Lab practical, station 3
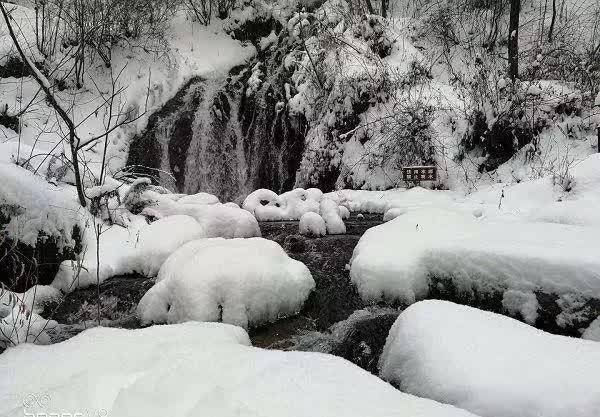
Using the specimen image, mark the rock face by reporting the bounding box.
[128,46,307,203]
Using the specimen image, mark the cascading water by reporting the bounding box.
[127,52,307,203]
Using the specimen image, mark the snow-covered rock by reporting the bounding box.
[52,215,205,292]
[0,162,83,249]
[320,197,346,235]
[350,207,600,308]
[299,212,326,237]
[0,285,61,347]
[142,191,261,238]
[582,316,600,342]
[137,238,315,329]
[177,192,220,205]
[0,322,478,417]
[338,205,351,219]
[242,188,321,221]
[383,207,406,222]
[379,300,600,417]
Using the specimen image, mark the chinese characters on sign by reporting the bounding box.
[402,166,437,183]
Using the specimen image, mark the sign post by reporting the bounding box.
[402,165,437,186]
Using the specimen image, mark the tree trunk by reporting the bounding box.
[0,2,87,207]
[508,0,521,81]
[548,0,557,42]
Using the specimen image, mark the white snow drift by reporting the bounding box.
[52,188,260,292]
[379,300,600,417]
[52,214,206,292]
[242,188,347,234]
[137,238,315,329]
[299,212,327,237]
[350,207,600,309]
[0,322,477,417]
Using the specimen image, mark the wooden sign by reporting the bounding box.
[402,166,437,182]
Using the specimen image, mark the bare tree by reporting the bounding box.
[508,0,520,80]
[1,2,87,206]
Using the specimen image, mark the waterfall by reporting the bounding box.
[127,60,307,203]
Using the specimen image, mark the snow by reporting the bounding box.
[0,162,84,249]
[379,300,600,417]
[141,191,261,238]
[383,207,406,222]
[0,322,477,417]
[350,207,600,308]
[320,197,346,235]
[242,188,321,221]
[582,316,600,342]
[0,285,60,348]
[137,238,315,329]
[339,205,350,219]
[0,4,256,184]
[176,192,220,205]
[299,212,326,237]
[52,214,204,292]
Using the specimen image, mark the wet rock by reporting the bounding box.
[46,274,154,343]
[283,234,308,253]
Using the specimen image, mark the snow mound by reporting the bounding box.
[177,192,220,205]
[339,205,351,219]
[0,322,477,417]
[52,215,204,292]
[320,197,346,235]
[142,190,260,238]
[582,316,600,342]
[350,208,600,307]
[379,300,600,417]
[0,285,60,348]
[299,212,327,237]
[0,163,84,249]
[137,238,315,329]
[383,207,406,222]
[242,188,321,221]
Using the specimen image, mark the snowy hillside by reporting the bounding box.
[1,0,600,416]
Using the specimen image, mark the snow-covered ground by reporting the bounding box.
[379,300,600,417]
[0,322,479,417]
[0,3,255,181]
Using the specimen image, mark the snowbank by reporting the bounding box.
[582,316,600,342]
[0,322,477,417]
[0,284,60,348]
[350,208,600,311]
[320,197,346,234]
[242,188,347,234]
[299,212,326,237]
[0,163,84,249]
[52,215,204,292]
[379,300,600,417]
[142,190,261,238]
[242,188,321,221]
[137,238,315,329]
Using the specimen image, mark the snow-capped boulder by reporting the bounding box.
[137,238,315,329]
[350,207,600,328]
[320,197,346,235]
[379,300,600,417]
[0,163,84,290]
[339,205,351,219]
[177,192,220,205]
[383,207,405,222]
[0,322,478,417]
[582,316,600,342]
[242,188,320,221]
[299,212,326,237]
[142,191,260,238]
